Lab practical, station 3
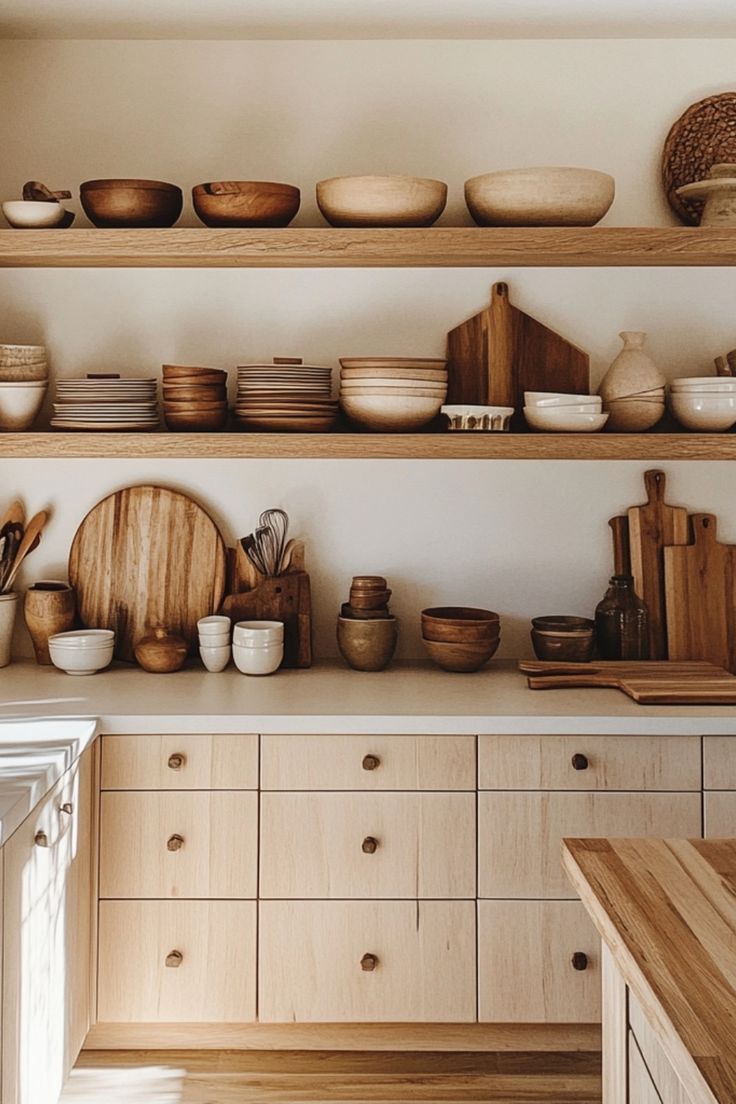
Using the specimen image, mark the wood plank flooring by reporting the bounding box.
[65,1048,602,1102]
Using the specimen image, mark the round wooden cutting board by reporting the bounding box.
[69,484,227,662]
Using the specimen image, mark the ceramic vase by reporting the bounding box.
[598,332,665,431]
[24,581,76,665]
[0,592,18,668]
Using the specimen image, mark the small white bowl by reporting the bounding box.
[441,405,514,431]
[233,620,284,644]
[232,641,283,675]
[49,629,114,647]
[199,644,231,672]
[2,201,67,229]
[48,629,114,675]
[671,381,736,394]
[524,391,602,409]
[671,377,736,390]
[524,406,610,433]
[199,631,230,647]
[0,380,47,430]
[197,615,231,636]
[669,392,736,431]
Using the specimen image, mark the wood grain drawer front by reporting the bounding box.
[703,737,736,789]
[258,900,476,1022]
[704,792,736,836]
[101,733,258,790]
[98,900,256,1022]
[478,900,600,1023]
[260,792,475,899]
[479,734,700,791]
[479,792,702,899]
[260,734,476,790]
[99,791,258,899]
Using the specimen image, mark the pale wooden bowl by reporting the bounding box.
[465,167,614,227]
[317,175,447,227]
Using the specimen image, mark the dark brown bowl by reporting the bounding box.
[423,636,499,672]
[349,590,392,610]
[80,179,182,228]
[531,615,594,632]
[162,365,228,381]
[530,628,595,663]
[421,606,500,643]
[193,181,300,227]
[164,408,228,432]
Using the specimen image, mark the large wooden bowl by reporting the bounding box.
[465,167,614,227]
[317,175,447,227]
[421,606,500,643]
[192,181,300,227]
[80,179,183,228]
[422,636,499,672]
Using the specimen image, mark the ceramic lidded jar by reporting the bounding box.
[598,332,666,431]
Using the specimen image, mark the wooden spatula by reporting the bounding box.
[2,510,47,592]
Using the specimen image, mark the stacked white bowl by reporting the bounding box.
[198,615,231,672]
[523,392,609,433]
[233,620,284,675]
[0,344,48,430]
[669,377,736,432]
[48,629,114,675]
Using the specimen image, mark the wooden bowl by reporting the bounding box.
[351,575,388,589]
[530,629,595,663]
[421,607,500,643]
[465,168,614,227]
[422,636,499,672]
[162,384,227,402]
[317,175,447,228]
[349,589,392,610]
[531,615,594,632]
[193,181,300,227]
[164,408,228,431]
[337,616,398,671]
[80,179,182,228]
[163,365,227,381]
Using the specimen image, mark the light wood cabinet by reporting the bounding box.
[101,732,258,790]
[260,792,476,899]
[261,734,476,791]
[629,993,693,1104]
[703,791,736,836]
[477,900,601,1023]
[98,900,257,1023]
[2,746,96,1104]
[479,734,700,791]
[628,1033,662,1104]
[258,900,476,1023]
[703,736,736,789]
[478,791,701,898]
[99,790,258,899]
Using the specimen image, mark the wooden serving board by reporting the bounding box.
[665,513,736,672]
[519,659,721,676]
[627,470,688,659]
[69,484,227,662]
[527,668,736,704]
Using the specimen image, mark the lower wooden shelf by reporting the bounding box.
[1,431,735,460]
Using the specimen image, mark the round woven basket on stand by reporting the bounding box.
[662,92,736,223]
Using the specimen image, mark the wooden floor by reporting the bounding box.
[65,1049,602,1102]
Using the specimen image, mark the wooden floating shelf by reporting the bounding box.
[2,226,736,268]
[2,432,735,460]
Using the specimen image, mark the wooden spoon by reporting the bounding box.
[0,500,24,533]
[2,510,47,592]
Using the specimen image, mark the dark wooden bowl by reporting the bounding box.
[531,615,594,632]
[192,181,300,227]
[164,408,228,432]
[422,636,499,672]
[421,606,500,643]
[530,629,595,662]
[81,179,182,228]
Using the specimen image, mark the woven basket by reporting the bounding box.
[662,92,736,224]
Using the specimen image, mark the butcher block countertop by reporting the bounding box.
[563,837,736,1104]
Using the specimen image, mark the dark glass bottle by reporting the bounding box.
[595,574,649,660]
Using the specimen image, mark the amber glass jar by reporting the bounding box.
[595,574,649,660]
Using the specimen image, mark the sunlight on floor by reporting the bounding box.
[61,1066,184,1103]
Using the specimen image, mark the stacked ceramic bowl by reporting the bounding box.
[48,629,114,675]
[0,344,48,430]
[198,615,231,672]
[599,384,665,432]
[669,376,736,432]
[52,377,159,431]
[523,391,608,433]
[421,607,500,672]
[235,361,337,432]
[232,620,284,675]
[339,357,448,431]
[163,365,228,431]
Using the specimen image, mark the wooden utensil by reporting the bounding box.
[627,470,689,659]
[69,485,226,662]
[3,509,47,592]
[608,515,631,575]
[715,355,733,377]
[665,513,736,672]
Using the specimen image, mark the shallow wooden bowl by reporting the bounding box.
[163,388,226,404]
[530,629,595,663]
[422,636,499,673]
[422,607,500,643]
[80,179,182,228]
[162,365,227,381]
[351,575,388,589]
[317,175,447,228]
[164,408,228,431]
[465,167,614,228]
[531,615,594,632]
[193,181,300,227]
[349,589,392,610]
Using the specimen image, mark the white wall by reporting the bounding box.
[1,38,735,660]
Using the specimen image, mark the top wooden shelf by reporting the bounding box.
[2,226,736,268]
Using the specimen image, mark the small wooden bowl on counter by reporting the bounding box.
[192,181,301,227]
[80,179,183,228]
[530,615,595,662]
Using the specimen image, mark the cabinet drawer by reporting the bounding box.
[703,737,736,789]
[478,901,600,1023]
[98,900,256,1022]
[479,735,700,791]
[260,792,475,899]
[261,733,475,790]
[259,900,476,1022]
[101,733,258,790]
[100,791,258,899]
[704,792,736,836]
[479,792,701,898]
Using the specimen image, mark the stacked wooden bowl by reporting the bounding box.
[337,575,397,671]
[162,365,228,431]
[421,606,500,672]
[339,357,448,431]
[342,575,393,619]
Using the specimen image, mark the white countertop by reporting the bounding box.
[0,718,98,844]
[1,660,736,735]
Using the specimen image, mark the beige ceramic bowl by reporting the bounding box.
[340,392,443,431]
[603,397,665,432]
[2,200,67,229]
[465,167,615,227]
[0,381,47,430]
[317,175,447,227]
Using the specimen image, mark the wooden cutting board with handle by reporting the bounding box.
[665,513,736,672]
[527,666,736,704]
[69,484,227,662]
[519,659,721,676]
[627,469,689,659]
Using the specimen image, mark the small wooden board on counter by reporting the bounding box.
[519,660,736,704]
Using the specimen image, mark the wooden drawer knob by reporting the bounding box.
[571,952,589,971]
[60,802,73,815]
[34,830,49,848]
[168,753,186,771]
[360,953,378,972]
[166,833,185,852]
[165,950,183,968]
[361,836,379,854]
[571,753,589,771]
[362,754,381,771]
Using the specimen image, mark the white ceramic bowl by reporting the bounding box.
[198,631,230,648]
[441,405,514,431]
[525,391,602,410]
[233,620,284,644]
[232,641,284,675]
[465,167,615,227]
[2,201,67,229]
[197,615,231,637]
[671,381,736,394]
[524,406,610,433]
[341,393,443,431]
[48,629,114,675]
[669,392,736,431]
[199,644,231,672]
[671,377,736,390]
[0,381,47,430]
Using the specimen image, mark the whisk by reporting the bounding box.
[240,508,290,577]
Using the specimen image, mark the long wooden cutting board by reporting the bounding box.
[519,659,721,676]
[627,470,689,659]
[664,513,736,673]
[69,484,227,662]
[527,668,736,704]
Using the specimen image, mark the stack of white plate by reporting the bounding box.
[235,362,337,431]
[51,378,159,431]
